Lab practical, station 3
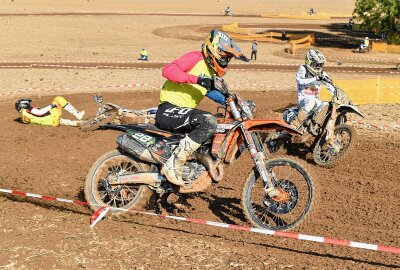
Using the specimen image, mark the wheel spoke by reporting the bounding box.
[244,159,313,230]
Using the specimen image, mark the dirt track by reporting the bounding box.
[1,1,400,269]
[1,91,400,269]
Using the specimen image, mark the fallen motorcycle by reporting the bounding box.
[80,94,157,132]
[84,77,316,231]
[266,76,364,168]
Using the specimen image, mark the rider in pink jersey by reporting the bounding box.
[156,29,248,187]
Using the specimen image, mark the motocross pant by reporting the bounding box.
[155,102,217,144]
[298,95,328,114]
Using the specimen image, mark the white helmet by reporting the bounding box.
[305,49,326,74]
[365,37,369,39]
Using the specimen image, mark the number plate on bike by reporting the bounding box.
[129,131,156,147]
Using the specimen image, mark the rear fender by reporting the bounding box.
[245,119,301,135]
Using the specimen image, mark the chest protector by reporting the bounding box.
[160,59,216,108]
[21,107,62,126]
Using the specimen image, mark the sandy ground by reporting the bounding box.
[1,1,400,269]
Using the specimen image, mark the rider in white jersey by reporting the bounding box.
[291,49,335,129]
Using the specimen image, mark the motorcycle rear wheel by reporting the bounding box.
[84,149,153,213]
[313,124,355,168]
[80,109,118,132]
[242,157,315,231]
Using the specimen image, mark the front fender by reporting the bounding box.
[338,104,364,118]
[245,119,301,135]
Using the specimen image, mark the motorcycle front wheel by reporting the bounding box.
[313,124,355,168]
[242,157,315,231]
[84,149,153,212]
[80,109,118,132]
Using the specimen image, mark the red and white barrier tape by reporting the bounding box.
[333,56,397,63]
[0,187,399,254]
[0,83,293,99]
[0,60,396,68]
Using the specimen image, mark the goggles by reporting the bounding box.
[218,55,232,68]
[310,61,324,69]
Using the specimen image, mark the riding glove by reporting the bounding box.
[197,77,214,91]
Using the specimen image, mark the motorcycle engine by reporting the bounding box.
[182,161,206,182]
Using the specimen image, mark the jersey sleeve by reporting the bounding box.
[161,51,201,84]
[30,105,53,116]
[296,65,317,87]
[321,72,336,95]
[205,90,226,105]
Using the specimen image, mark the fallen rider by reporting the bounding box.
[15,96,85,127]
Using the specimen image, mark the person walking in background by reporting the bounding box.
[138,48,148,61]
[15,96,85,127]
[281,31,287,44]
[251,40,258,61]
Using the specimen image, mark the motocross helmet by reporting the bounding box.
[202,30,249,77]
[305,49,326,74]
[15,98,32,112]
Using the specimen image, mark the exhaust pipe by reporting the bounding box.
[195,153,224,182]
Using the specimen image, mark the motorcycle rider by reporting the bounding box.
[360,37,369,51]
[15,96,85,127]
[224,6,232,16]
[156,29,248,187]
[290,49,336,129]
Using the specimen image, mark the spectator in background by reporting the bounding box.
[308,8,315,15]
[251,40,258,61]
[138,48,148,61]
[281,31,287,44]
[347,18,354,30]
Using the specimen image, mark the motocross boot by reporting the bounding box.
[291,110,309,143]
[161,136,201,187]
[290,110,308,131]
[60,118,82,127]
[64,103,85,120]
[313,105,329,126]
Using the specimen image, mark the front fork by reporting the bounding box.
[241,126,280,198]
[325,103,338,143]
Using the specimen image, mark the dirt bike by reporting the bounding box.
[84,77,316,231]
[396,62,400,71]
[353,44,371,53]
[343,22,353,30]
[80,94,157,132]
[266,77,364,168]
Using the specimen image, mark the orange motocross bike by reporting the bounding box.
[84,78,316,231]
